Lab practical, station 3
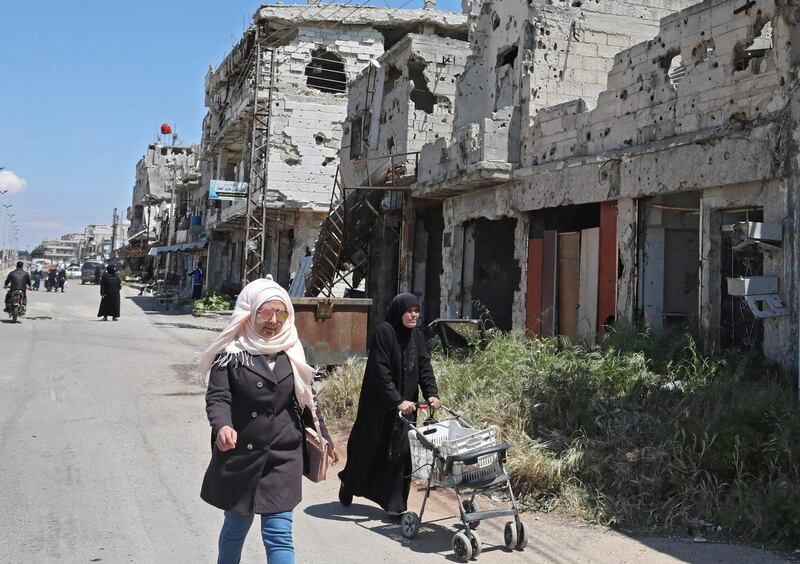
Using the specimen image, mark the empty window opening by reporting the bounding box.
[497,45,519,68]
[383,65,402,97]
[408,60,435,114]
[734,19,773,72]
[305,49,346,93]
[667,54,686,88]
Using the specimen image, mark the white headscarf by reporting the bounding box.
[198,277,317,418]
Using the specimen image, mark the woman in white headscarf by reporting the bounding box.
[199,277,336,564]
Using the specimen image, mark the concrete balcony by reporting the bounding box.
[414,119,513,199]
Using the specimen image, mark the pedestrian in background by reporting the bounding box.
[188,262,205,300]
[45,268,57,292]
[97,265,122,321]
[32,267,42,291]
[199,277,337,564]
[93,266,101,285]
[337,292,441,516]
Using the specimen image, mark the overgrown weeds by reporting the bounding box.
[318,326,800,546]
[192,291,232,315]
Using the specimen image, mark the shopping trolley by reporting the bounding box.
[399,403,528,561]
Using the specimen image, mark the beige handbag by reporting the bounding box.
[304,423,329,482]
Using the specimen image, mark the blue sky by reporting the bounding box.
[0,0,459,251]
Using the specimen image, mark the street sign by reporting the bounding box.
[209,180,248,201]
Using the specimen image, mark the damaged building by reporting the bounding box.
[308,0,800,381]
[306,24,471,328]
[200,3,467,293]
[127,143,200,267]
[513,0,797,372]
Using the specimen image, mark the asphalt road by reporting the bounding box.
[0,283,788,563]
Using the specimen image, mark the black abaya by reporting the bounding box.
[97,273,122,318]
[338,319,439,513]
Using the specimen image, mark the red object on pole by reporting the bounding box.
[160,123,172,135]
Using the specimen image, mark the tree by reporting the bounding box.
[30,245,45,259]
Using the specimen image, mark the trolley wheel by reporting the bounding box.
[452,532,473,562]
[515,520,528,550]
[401,511,420,539]
[462,499,481,529]
[466,529,482,558]
[503,521,518,551]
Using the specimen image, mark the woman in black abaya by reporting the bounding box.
[97,265,122,321]
[338,292,441,515]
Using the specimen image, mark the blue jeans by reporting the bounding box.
[217,510,294,564]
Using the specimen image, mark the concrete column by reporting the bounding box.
[616,198,638,325]
[441,199,464,318]
[398,198,416,291]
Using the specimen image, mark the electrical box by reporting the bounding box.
[726,276,788,318]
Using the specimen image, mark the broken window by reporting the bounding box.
[408,60,434,114]
[383,65,402,97]
[734,19,773,73]
[495,45,518,110]
[305,48,346,93]
[497,45,518,69]
[667,54,686,88]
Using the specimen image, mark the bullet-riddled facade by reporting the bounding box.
[200,4,467,293]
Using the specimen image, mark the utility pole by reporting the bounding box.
[164,159,178,276]
[110,208,118,258]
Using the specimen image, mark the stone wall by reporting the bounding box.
[416,0,696,192]
[522,0,790,169]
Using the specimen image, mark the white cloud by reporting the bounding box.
[28,220,65,231]
[0,170,27,194]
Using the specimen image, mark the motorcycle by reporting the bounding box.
[7,290,26,323]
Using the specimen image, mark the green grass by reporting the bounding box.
[318,327,800,546]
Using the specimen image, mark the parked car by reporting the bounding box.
[66,266,82,279]
[80,261,105,284]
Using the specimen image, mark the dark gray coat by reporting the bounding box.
[201,352,329,516]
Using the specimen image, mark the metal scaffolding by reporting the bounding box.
[241,26,277,287]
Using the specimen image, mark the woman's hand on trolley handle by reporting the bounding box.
[397,400,417,415]
[215,425,237,452]
[427,396,442,411]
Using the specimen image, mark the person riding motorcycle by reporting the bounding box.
[4,261,32,312]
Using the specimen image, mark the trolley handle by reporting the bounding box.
[443,442,509,473]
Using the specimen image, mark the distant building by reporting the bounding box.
[41,238,81,264]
